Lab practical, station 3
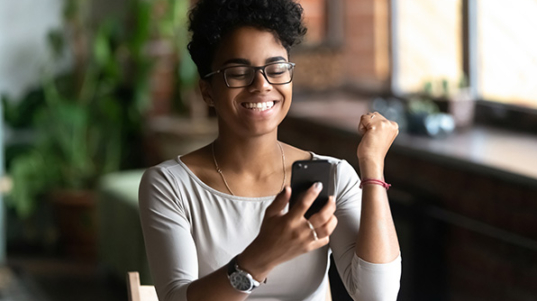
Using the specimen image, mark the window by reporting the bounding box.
[392,0,537,110]
[392,0,463,95]
[477,0,537,108]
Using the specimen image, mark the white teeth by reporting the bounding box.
[243,101,275,111]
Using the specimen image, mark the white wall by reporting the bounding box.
[0,0,66,99]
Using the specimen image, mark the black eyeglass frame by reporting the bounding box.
[203,62,296,88]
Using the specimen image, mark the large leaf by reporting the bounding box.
[8,151,57,218]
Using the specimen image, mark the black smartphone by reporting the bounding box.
[289,160,334,219]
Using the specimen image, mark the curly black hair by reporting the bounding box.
[187,0,307,78]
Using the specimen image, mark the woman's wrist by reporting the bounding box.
[358,157,384,180]
[237,245,273,282]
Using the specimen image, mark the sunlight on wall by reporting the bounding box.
[394,0,463,95]
[478,0,537,108]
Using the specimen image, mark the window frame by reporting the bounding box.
[464,0,537,134]
[391,0,537,134]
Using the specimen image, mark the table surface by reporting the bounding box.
[290,93,537,187]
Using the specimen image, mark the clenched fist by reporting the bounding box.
[357,112,399,164]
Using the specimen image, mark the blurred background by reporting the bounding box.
[0,0,536,300]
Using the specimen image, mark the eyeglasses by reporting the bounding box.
[203,62,296,88]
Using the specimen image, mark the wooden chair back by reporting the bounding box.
[127,272,158,301]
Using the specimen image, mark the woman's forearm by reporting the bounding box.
[186,266,249,301]
[355,158,400,263]
[186,247,275,301]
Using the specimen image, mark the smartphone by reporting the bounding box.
[289,160,334,219]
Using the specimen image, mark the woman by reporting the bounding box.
[139,0,401,300]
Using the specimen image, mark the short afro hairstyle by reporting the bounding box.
[187,0,307,78]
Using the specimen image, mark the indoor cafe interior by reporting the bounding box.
[0,0,536,300]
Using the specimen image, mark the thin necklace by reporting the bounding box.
[211,142,286,196]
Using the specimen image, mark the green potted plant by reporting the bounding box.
[8,79,121,257]
[4,0,154,257]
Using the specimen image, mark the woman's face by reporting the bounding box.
[201,26,293,138]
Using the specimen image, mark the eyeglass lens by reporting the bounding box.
[224,63,293,87]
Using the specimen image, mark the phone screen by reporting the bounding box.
[289,160,333,219]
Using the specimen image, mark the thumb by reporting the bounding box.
[265,186,291,217]
[358,116,370,136]
[358,122,366,135]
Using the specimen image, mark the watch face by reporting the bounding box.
[230,272,253,291]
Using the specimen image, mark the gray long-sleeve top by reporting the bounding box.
[139,153,401,301]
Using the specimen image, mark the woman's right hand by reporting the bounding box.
[237,183,338,282]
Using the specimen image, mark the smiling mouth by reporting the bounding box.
[241,101,275,111]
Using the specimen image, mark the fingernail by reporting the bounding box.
[314,182,323,191]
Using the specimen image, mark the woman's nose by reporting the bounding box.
[248,70,272,92]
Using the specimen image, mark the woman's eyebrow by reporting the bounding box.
[221,56,287,66]
[266,56,286,63]
[222,58,250,65]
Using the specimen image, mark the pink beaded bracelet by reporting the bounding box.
[359,179,392,190]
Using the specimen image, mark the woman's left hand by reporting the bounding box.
[357,112,399,164]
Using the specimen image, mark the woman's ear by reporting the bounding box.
[199,80,215,107]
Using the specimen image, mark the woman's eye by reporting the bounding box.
[228,73,248,78]
[227,68,250,79]
[267,70,285,77]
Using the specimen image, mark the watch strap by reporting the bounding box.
[227,255,238,276]
[227,256,262,292]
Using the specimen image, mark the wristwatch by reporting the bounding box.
[227,256,262,293]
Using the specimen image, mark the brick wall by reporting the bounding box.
[299,0,327,44]
[342,0,391,91]
[293,0,392,93]
[291,47,344,91]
